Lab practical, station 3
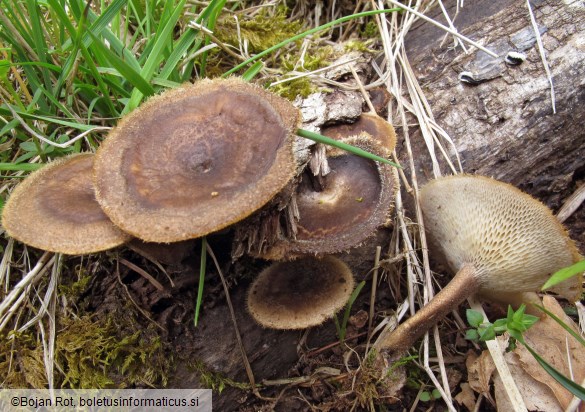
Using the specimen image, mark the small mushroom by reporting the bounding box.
[321,112,397,151]
[94,78,300,243]
[247,255,355,329]
[260,134,398,260]
[1,154,131,254]
[379,174,583,353]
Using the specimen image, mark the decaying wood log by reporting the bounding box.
[399,0,585,245]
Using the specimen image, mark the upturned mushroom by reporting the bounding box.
[378,174,583,353]
[247,255,355,329]
[255,134,399,260]
[1,153,131,254]
[93,77,300,243]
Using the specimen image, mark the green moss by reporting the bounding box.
[270,77,314,100]
[188,360,251,393]
[360,21,380,38]
[214,7,304,56]
[0,313,171,389]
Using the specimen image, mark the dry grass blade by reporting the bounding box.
[367,1,492,409]
[0,252,54,333]
[119,257,165,292]
[205,242,259,398]
[556,184,585,223]
[526,0,556,113]
[468,297,528,412]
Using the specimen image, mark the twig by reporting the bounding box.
[468,296,528,412]
[368,247,382,338]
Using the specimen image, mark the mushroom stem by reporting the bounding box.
[377,264,480,354]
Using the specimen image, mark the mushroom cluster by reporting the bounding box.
[241,113,399,329]
[2,78,300,253]
[2,79,402,331]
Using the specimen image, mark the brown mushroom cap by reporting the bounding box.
[1,154,131,254]
[321,112,397,152]
[420,174,582,300]
[94,78,299,243]
[247,256,355,329]
[263,134,398,259]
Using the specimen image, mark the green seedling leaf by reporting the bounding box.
[296,129,400,167]
[466,309,484,328]
[493,318,508,333]
[465,329,479,342]
[478,324,496,342]
[541,260,585,291]
[337,280,366,341]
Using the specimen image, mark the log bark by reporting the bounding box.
[399,0,585,248]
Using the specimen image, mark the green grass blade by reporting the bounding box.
[541,260,585,291]
[532,304,585,347]
[520,339,585,400]
[223,8,400,77]
[338,281,366,341]
[0,163,43,172]
[158,29,198,81]
[87,32,155,98]
[124,0,188,113]
[194,237,207,327]
[242,61,264,82]
[0,106,96,131]
[25,0,52,89]
[297,129,401,167]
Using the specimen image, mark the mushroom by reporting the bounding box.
[247,255,355,329]
[258,134,398,259]
[1,153,131,254]
[93,77,300,243]
[378,174,583,353]
[321,112,397,151]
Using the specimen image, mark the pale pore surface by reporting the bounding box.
[247,256,355,329]
[420,175,582,301]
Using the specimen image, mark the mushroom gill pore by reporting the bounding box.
[259,134,399,259]
[2,153,131,254]
[378,174,583,354]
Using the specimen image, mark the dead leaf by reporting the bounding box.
[466,349,496,405]
[494,350,562,412]
[455,382,476,411]
[515,295,585,409]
